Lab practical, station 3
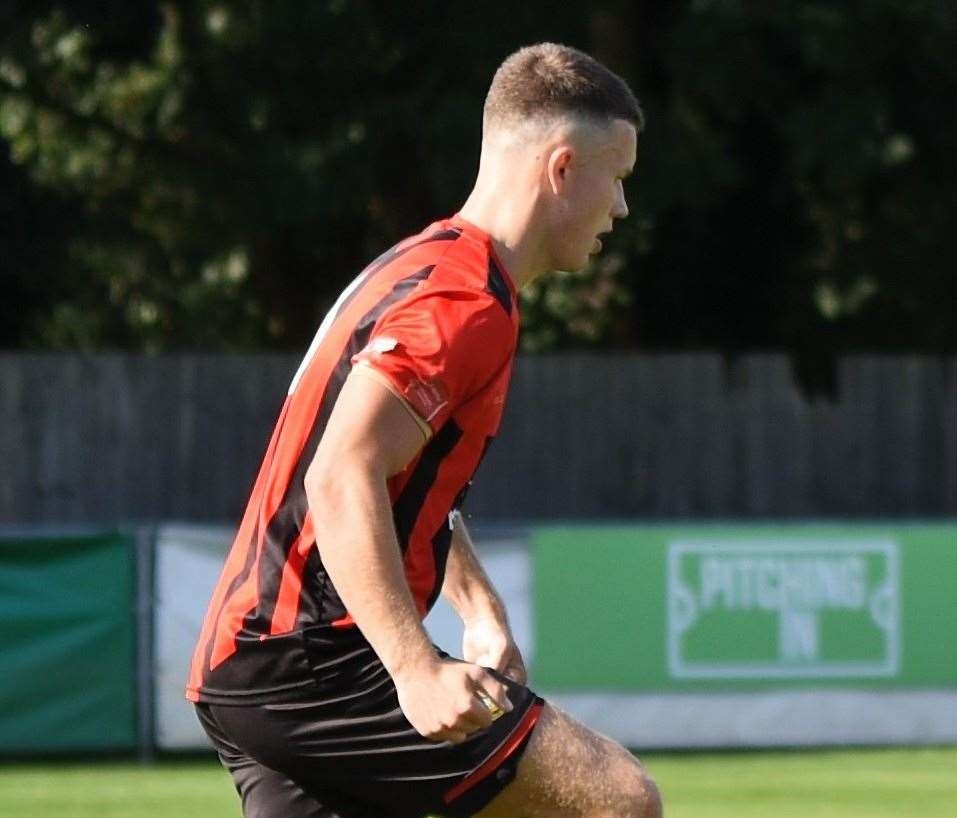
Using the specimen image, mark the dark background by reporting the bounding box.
[2,1,956,394]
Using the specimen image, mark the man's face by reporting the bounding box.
[549,119,637,272]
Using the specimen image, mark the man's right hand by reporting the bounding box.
[393,655,513,744]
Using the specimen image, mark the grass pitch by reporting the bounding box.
[0,747,954,818]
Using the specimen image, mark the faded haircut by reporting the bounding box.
[483,43,644,134]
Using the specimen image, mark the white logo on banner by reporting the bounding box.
[667,540,900,679]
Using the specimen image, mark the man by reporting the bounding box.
[188,43,661,818]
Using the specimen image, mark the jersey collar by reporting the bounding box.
[449,213,519,300]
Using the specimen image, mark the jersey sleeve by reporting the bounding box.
[351,289,513,433]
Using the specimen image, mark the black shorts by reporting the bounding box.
[194,642,545,818]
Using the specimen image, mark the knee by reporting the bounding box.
[606,761,662,818]
[633,771,662,818]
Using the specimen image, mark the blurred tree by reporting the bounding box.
[0,1,576,349]
[627,0,957,382]
[1,1,956,387]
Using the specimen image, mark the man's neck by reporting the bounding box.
[458,185,548,290]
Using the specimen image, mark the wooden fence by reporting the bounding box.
[2,353,956,524]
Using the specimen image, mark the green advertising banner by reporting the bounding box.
[0,531,138,752]
[533,524,957,692]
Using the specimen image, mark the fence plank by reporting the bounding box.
[944,359,957,513]
[0,356,26,521]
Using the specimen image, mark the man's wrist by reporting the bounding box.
[388,640,441,684]
[460,598,508,629]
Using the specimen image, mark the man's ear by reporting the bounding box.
[546,145,574,194]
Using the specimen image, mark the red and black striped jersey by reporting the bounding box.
[186,215,519,704]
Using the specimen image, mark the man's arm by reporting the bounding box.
[443,513,527,684]
[303,367,511,744]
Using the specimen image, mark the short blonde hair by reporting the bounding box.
[484,43,644,132]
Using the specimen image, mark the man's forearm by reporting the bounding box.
[305,459,435,680]
[442,513,506,625]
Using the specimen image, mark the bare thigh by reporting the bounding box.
[474,703,661,818]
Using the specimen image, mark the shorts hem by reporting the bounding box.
[440,696,545,817]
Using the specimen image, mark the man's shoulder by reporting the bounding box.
[376,215,516,322]
[427,241,515,318]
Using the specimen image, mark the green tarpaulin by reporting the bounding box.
[0,531,137,752]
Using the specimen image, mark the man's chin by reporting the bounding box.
[552,264,587,275]
[548,249,593,275]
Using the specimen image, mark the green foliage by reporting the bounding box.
[2,2,956,374]
[0,2,563,349]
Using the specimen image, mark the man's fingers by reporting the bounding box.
[438,729,468,745]
[398,658,518,745]
[495,646,527,685]
[465,695,496,728]
[440,692,495,740]
[471,672,512,715]
[503,663,526,685]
